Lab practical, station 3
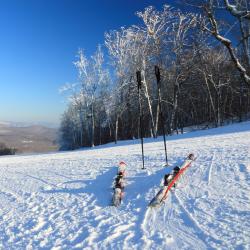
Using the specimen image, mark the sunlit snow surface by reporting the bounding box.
[0,122,249,249]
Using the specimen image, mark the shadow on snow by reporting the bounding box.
[42,166,117,207]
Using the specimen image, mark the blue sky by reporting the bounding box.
[0,0,180,125]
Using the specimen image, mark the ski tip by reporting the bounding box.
[119,161,127,166]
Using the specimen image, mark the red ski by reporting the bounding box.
[148,154,196,207]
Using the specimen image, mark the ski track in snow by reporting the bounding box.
[207,152,215,186]
[0,122,250,249]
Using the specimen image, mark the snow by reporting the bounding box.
[22,141,33,144]
[0,121,249,249]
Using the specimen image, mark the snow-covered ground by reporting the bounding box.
[0,122,249,249]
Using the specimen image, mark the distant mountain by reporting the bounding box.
[0,122,59,154]
[0,121,59,128]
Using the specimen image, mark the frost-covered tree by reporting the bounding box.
[105,27,139,140]
[59,2,250,151]
[74,45,110,147]
[60,45,110,149]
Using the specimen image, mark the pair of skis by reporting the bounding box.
[148,154,196,208]
[112,154,196,207]
[112,162,126,207]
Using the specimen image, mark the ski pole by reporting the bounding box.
[155,66,168,166]
[136,71,145,170]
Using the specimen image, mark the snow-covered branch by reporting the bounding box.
[224,0,250,19]
[205,6,250,85]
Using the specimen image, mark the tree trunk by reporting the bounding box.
[217,84,223,126]
[115,116,119,144]
[91,102,95,147]
[170,83,179,134]
[142,59,156,138]
[108,120,112,139]
[99,120,102,145]
[239,81,244,122]
[203,72,218,126]
[79,107,84,146]
[240,19,250,68]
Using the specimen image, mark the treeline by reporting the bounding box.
[0,143,16,156]
[59,2,250,150]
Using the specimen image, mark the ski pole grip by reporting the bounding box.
[155,66,160,83]
[136,71,142,89]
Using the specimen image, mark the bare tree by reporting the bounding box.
[201,0,250,85]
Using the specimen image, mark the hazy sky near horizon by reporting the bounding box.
[0,0,181,125]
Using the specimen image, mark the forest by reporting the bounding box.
[59,0,250,150]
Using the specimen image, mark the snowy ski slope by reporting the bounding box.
[0,122,249,249]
